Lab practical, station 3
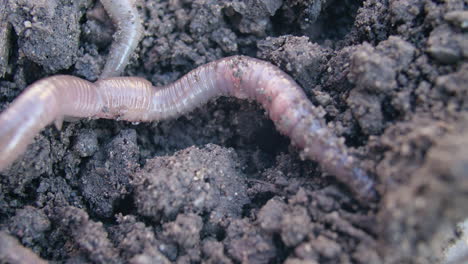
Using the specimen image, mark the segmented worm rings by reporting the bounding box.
[0,56,377,203]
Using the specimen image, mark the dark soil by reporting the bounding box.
[0,0,467,263]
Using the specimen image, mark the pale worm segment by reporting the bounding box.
[99,0,144,78]
[0,56,378,203]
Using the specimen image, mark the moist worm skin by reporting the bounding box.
[0,56,377,203]
[99,0,144,78]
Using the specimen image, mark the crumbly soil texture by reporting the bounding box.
[0,0,467,263]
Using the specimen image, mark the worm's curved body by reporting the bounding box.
[0,56,377,203]
[99,0,143,78]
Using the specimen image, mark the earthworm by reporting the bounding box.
[99,0,143,78]
[0,56,377,203]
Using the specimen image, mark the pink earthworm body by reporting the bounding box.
[0,56,377,203]
[99,0,144,78]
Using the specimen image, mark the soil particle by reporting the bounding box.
[284,258,319,264]
[352,0,390,43]
[427,24,466,64]
[161,213,203,262]
[6,206,50,251]
[249,183,378,263]
[375,117,449,188]
[258,197,289,232]
[189,1,224,37]
[284,0,329,26]
[108,214,162,261]
[258,198,312,247]
[346,90,384,135]
[348,43,397,94]
[35,175,86,210]
[257,35,329,91]
[74,1,114,81]
[162,213,203,248]
[7,0,88,73]
[346,42,397,135]
[133,144,249,223]
[309,235,343,260]
[389,0,423,26]
[79,129,140,218]
[0,133,53,194]
[202,239,233,264]
[346,36,419,135]
[225,0,283,36]
[1,123,77,196]
[225,218,276,264]
[444,10,468,29]
[320,45,357,96]
[378,116,468,263]
[51,206,121,263]
[211,28,239,53]
[376,36,416,71]
[280,205,313,247]
[0,3,11,78]
[72,128,99,158]
[74,52,104,82]
[140,0,228,81]
[129,247,171,264]
[278,0,358,42]
[436,64,468,107]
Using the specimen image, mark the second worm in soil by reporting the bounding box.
[0,56,377,203]
[99,0,143,78]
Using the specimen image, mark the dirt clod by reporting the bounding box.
[133,144,249,224]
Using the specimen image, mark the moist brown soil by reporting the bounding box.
[0,0,467,263]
